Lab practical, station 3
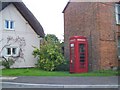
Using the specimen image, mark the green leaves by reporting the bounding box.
[45,34,59,43]
[33,34,65,71]
[1,57,15,69]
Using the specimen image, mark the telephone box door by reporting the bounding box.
[78,42,88,72]
[70,43,75,72]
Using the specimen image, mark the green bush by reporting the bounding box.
[33,34,66,71]
[1,57,15,69]
[55,60,69,71]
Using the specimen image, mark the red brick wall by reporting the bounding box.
[64,2,101,71]
[97,3,118,69]
[64,2,119,71]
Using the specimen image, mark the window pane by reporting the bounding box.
[79,44,85,68]
[12,48,16,55]
[7,48,11,55]
[118,37,120,56]
[70,46,75,68]
[10,21,14,29]
[118,14,120,22]
[118,47,120,56]
[118,4,120,14]
[116,4,120,24]
[79,44,85,53]
[118,37,120,46]
[5,20,9,29]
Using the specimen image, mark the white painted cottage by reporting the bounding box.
[0,1,45,68]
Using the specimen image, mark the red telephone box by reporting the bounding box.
[69,36,88,73]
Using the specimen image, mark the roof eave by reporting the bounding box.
[13,2,45,37]
[62,2,70,13]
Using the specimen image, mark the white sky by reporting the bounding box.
[22,0,69,41]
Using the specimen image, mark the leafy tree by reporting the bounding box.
[33,34,66,71]
[45,34,59,43]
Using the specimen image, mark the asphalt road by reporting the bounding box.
[1,88,119,90]
[1,76,119,89]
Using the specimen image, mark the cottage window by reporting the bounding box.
[7,48,11,55]
[115,4,120,24]
[118,37,120,59]
[12,48,16,55]
[3,47,19,57]
[6,47,17,56]
[5,20,15,30]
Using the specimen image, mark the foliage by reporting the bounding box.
[45,34,59,43]
[33,34,66,71]
[60,41,64,55]
[1,57,15,69]
[55,60,69,71]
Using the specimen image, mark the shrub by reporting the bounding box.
[33,34,66,71]
[55,60,69,71]
[1,57,15,69]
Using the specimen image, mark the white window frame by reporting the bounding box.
[4,20,15,30]
[118,37,120,60]
[5,47,19,57]
[115,4,120,25]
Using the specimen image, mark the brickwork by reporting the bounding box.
[100,41,118,69]
[97,3,118,69]
[63,2,119,71]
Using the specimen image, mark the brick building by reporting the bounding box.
[63,2,120,71]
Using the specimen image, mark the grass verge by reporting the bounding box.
[1,68,119,77]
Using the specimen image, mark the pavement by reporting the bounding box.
[0,76,120,89]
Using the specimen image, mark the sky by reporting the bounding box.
[22,0,69,41]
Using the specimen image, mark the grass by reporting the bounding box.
[1,68,119,77]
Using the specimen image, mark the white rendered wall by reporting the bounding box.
[1,4,41,68]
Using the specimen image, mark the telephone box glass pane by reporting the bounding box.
[80,44,85,53]
[70,44,74,68]
[79,44,85,68]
